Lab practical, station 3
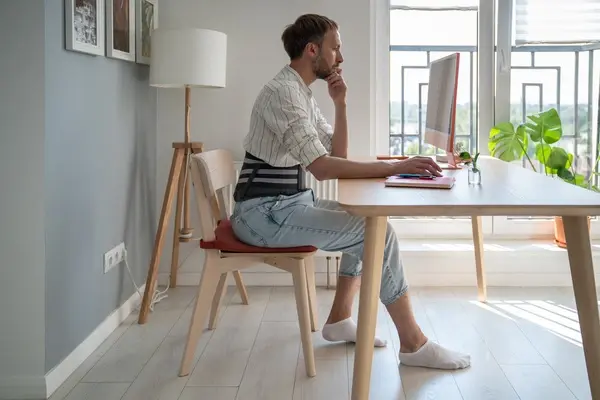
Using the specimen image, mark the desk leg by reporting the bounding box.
[562,216,600,399]
[471,216,487,302]
[352,216,387,400]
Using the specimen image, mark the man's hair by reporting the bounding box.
[281,14,338,60]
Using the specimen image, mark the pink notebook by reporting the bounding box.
[384,175,455,189]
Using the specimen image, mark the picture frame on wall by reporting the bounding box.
[136,0,158,65]
[106,0,136,61]
[65,0,106,56]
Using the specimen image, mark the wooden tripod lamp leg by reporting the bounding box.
[138,148,185,324]
[179,149,193,241]
[179,143,203,241]
[169,155,187,289]
[167,87,207,288]
[180,88,194,241]
[169,142,203,289]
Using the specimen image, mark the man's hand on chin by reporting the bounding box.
[326,68,347,107]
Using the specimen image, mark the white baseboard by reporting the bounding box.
[158,241,600,288]
[43,285,145,399]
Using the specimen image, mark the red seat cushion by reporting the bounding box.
[200,219,317,253]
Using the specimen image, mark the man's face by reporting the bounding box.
[313,29,344,79]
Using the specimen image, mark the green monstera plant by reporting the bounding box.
[488,107,600,248]
[489,107,599,192]
[487,122,531,166]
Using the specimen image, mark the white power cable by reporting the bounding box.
[123,248,169,312]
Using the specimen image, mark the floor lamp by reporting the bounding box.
[139,28,227,324]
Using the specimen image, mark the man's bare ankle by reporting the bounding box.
[326,314,351,325]
[399,335,428,353]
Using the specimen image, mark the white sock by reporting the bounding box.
[398,339,470,370]
[322,318,387,347]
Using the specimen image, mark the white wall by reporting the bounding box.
[156,0,376,277]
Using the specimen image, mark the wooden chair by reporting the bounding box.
[178,149,319,378]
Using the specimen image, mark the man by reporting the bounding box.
[231,13,470,370]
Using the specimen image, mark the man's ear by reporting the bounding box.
[305,42,319,58]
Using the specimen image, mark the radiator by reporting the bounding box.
[222,161,339,216]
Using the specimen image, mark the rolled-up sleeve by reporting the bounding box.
[262,86,329,167]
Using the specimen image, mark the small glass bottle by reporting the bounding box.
[468,166,481,185]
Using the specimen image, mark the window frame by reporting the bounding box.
[376,0,600,240]
[491,0,600,239]
[374,0,495,238]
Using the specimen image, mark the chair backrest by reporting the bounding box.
[190,149,238,241]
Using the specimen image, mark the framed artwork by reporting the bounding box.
[136,0,158,65]
[65,0,105,56]
[106,0,135,61]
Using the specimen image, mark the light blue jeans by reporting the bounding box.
[230,189,408,306]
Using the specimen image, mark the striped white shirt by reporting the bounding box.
[243,65,333,167]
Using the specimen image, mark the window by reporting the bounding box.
[385,0,491,238]
[493,0,600,237]
[514,0,600,46]
[389,1,478,157]
[378,0,600,239]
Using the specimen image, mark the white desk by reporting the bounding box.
[338,156,600,400]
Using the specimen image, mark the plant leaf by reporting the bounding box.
[566,152,574,169]
[557,167,574,182]
[525,122,541,142]
[545,152,573,175]
[525,108,563,144]
[546,147,570,170]
[488,122,528,162]
[574,173,586,186]
[535,143,551,165]
[458,151,472,161]
[556,168,571,180]
[544,127,562,144]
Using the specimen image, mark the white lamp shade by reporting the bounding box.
[150,28,227,88]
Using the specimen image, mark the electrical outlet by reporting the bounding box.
[104,242,126,274]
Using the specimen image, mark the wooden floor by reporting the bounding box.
[49,285,599,400]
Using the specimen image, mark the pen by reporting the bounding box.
[396,174,435,180]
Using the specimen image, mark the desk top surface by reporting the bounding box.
[337,156,600,217]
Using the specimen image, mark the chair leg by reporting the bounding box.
[232,270,249,305]
[179,252,221,377]
[208,272,229,330]
[292,260,316,378]
[304,256,319,332]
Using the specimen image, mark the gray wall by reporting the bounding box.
[0,0,158,388]
[44,0,157,373]
[0,0,48,391]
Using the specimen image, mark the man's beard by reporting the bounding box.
[313,54,335,80]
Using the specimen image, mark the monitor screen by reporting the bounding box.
[424,53,460,155]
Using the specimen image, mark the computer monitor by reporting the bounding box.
[424,53,460,168]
